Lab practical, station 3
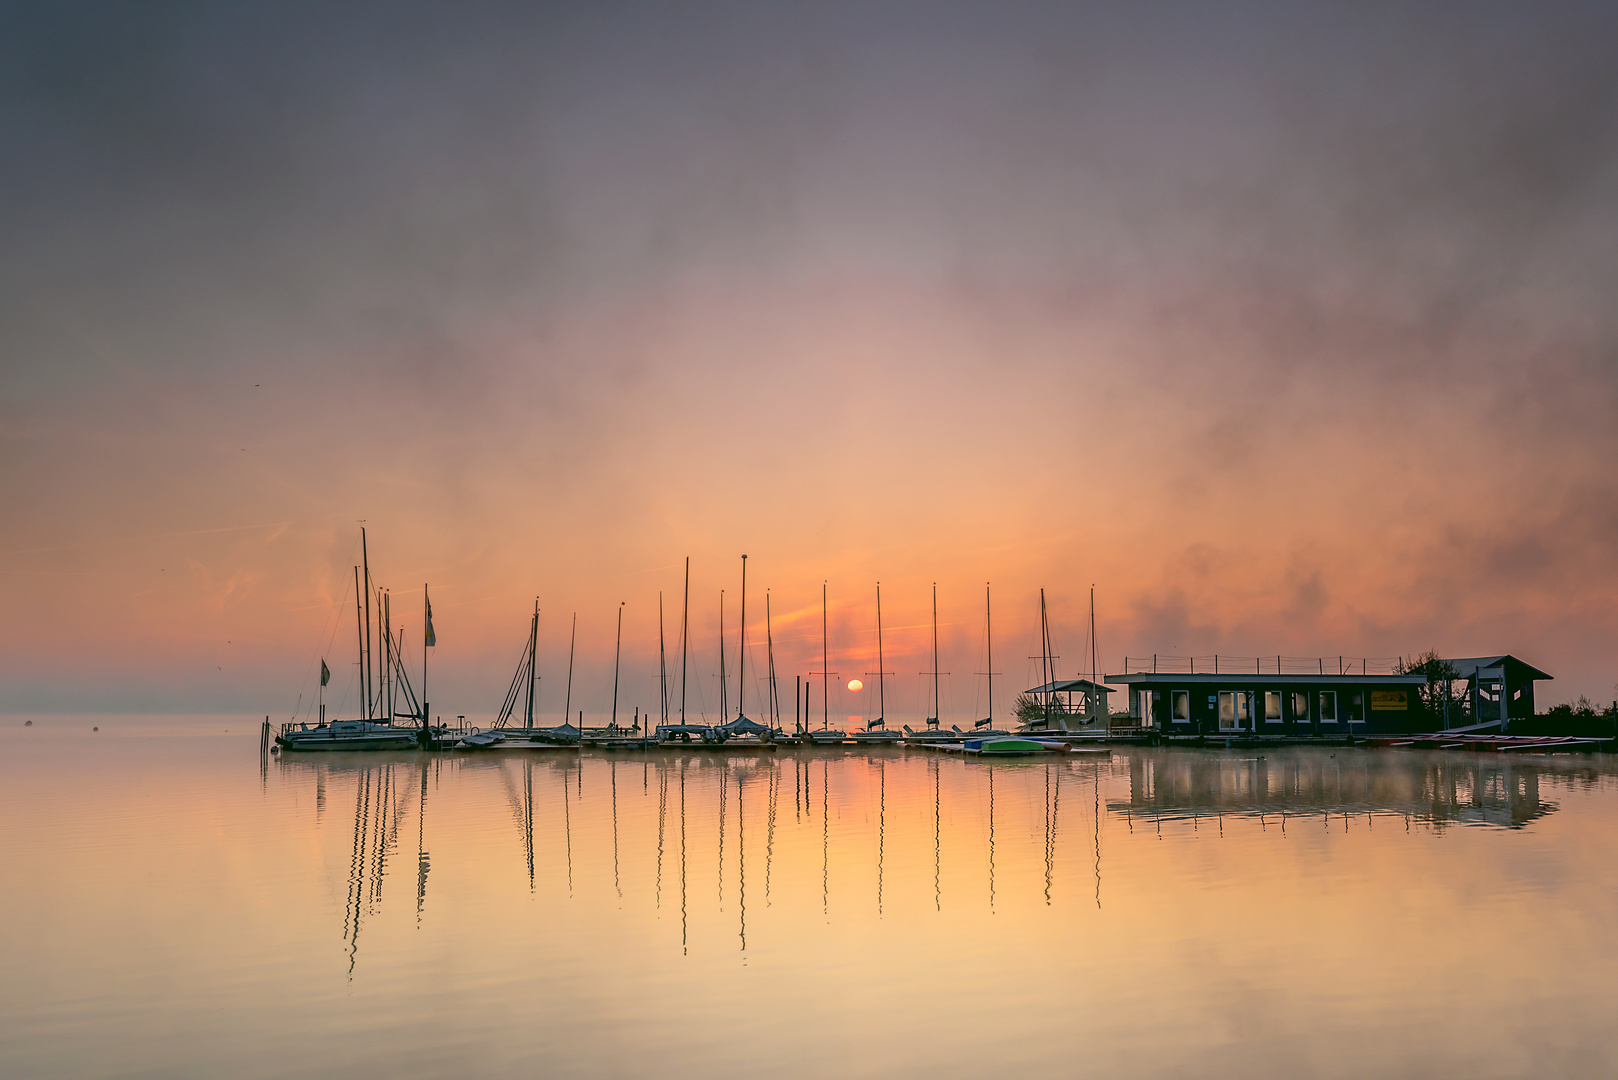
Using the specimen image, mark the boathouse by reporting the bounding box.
[1022,678,1114,729]
[1444,655,1551,732]
[1104,657,1429,736]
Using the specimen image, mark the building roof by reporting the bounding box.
[1444,655,1553,681]
[1105,672,1427,686]
[1024,678,1114,695]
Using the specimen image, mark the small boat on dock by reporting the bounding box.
[964,736,1068,756]
[901,723,955,744]
[277,719,424,752]
[852,723,902,743]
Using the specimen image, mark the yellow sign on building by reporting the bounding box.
[1371,690,1408,711]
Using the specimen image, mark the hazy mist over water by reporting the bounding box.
[5,720,1618,1078]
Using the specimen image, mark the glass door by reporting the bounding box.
[1218,691,1250,731]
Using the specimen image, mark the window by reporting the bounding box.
[1132,689,1157,726]
[1264,691,1283,722]
[1319,691,1337,723]
[1172,690,1190,722]
[1218,692,1236,730]
[1291,691,1309,722]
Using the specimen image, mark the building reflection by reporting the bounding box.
[1110,750,1561,829]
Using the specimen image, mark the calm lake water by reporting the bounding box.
[5,717,1618,1079]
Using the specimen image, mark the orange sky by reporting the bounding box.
[3,4,1615,715]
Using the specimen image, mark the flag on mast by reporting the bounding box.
[320,659,330,686]
[424,587,436,647]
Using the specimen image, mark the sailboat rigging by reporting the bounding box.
[807,581,847,744]
[718,555,771,740]
[660,557,709,743]
[853,582,900,743]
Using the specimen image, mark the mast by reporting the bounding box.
[931,583,940,726]
[876,582,886,725]
[718,589,727,723]
[659,592,668,728]
[766,591,777,730]
[352,565,364,723]
[737,555,747,720]
[680,557,690,725]
[1090,585,1099,726]
[822,582,829,730]
[422,583,431,730]
[611,602,624,731]
[986,583,994,726]
[525,600,539,729]
[361,528,373,719]
[1040,588,1053,728]
[563,613,577,739]
[383,591,392,719]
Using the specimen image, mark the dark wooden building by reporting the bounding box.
[1105,667,1429,735]
[1444,655,1552,732]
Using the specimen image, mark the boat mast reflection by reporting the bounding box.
[986,765,995,914]
[416,762,429,925]
[932,757,941,912]
[656,764,667,910]
[876,757,886,917]
[611,759,621,900]
[821,757,829,918]
[737,768,746,952]
[765,761,778,906]
[680,759,688,955]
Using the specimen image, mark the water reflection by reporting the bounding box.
[266,746,1602,980]
[1111,748,1562,829]
[13,732,1618,1079]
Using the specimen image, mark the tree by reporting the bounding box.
[1397,650,1463,726]
[1013,693,1047,725]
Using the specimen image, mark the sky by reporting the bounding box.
[3,0,1616,718]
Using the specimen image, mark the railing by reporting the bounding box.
[1121,655,1406,676]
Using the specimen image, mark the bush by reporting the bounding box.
[1014,693,1048,725]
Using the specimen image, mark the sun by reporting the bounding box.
[847,679,863,693]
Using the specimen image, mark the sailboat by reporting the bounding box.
[906,582,963,743]
[852,582,901,743]
[530,613,582,744]
[462,599,543,750]
[968,583,1009,738]
[718,555,772,742]
[279,530,446,751]
[805,582,848,745]
[659,558,709,744]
